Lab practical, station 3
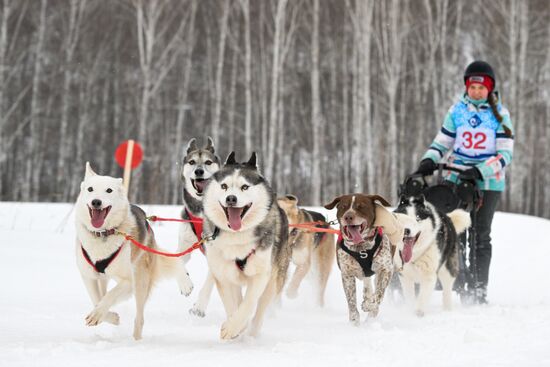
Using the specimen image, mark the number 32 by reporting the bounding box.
[462,132,486,149]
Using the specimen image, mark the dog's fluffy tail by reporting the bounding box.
[448,209,471,234]
[155,255,181,279]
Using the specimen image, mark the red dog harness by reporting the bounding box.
[81,244,124,273]
[185,209,206,255]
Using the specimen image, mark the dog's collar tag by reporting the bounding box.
[90,228,116,238]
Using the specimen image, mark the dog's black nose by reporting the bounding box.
[226,195,238,206]
[195,168,204,177]
[404,228,411,236]
[343,213,354,223]
[91,199,102,208]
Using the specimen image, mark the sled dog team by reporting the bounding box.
[75,137,471,340]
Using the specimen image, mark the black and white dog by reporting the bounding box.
[394,195,470,316]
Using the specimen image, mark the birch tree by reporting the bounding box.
[58,0,86,196]
[211,0,231,145]
[309,0,321,204]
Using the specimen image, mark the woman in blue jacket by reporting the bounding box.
[415,60,515,304]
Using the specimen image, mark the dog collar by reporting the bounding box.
[89,228,117,238]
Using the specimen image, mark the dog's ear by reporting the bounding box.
[368,195,391,207]
[285,194,298,203]
[324,196,342,210]
[246,152,257,170]
[205,136,215,153]
[85,162,97,179]
[225,151,237,165]
[186,138,198,154]
[116,178,128,195]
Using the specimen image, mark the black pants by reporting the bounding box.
[468,190,501,289]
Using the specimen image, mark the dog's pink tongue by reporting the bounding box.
[402,238,414,263]
[90,209,107,229]
[227,207,243,231]
[348,226,364,244]
[195,180,207,193]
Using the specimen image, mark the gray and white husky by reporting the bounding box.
[202,152,291,339]
[75,163,193,340]
[178,137,221,317]
[394,195,470,316]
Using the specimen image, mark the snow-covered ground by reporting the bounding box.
[1,202,549,367]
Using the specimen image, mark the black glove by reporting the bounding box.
[414,159,437,176]
[458,167,483,181]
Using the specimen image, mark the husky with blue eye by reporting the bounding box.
[201,152,291,340]
[75,163,193,340]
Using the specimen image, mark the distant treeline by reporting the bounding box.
[0,0,548,218]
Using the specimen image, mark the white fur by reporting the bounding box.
[75,163,193,339]
[202,170,271,232]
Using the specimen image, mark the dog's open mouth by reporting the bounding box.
[191,178,208,195]
[88,206,112,229]
[342,222,367,244]
[221,203,252,231]
[401,231,421,263]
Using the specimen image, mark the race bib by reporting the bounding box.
[455,126,496,157]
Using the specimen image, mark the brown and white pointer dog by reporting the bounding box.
[324,194,397,325]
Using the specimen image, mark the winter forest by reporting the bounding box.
[0,0,548,218]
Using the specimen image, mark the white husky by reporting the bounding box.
[75,163,193,340]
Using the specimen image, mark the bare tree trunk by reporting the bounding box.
[27,0,47,201]
[211,0,231,144]
[134,0,186,201]
[58,0,85,198]
[310,0,321,205]
[172,0,197,204]
[265,0,287,180]
[341,27,350,193]
[375,0,406,201]
[239,0,252,155]
[228,28,240,150]
[0,0,11,197]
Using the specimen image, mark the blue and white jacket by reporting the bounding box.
[421,94,514,192]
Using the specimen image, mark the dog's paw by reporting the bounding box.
[178,273,194,297]
[189,306,206,318]
[415,309,425,318]
[361,297,379,314]
[349,310,360,326]
[104,312,120,325]
[85,307,107,326]
[286,287,298,299]
[220,318,244,340]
